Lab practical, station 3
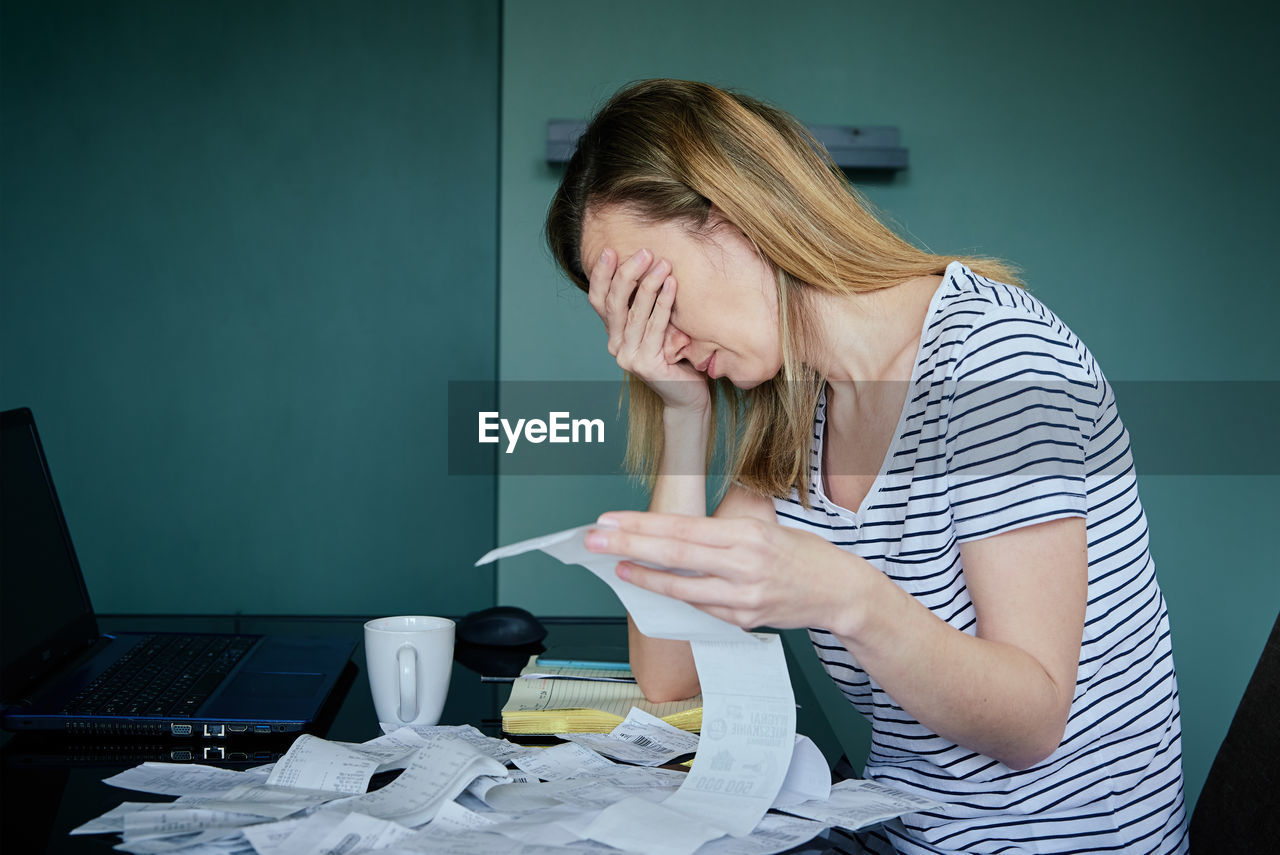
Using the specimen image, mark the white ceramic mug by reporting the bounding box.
[364,615,455,727]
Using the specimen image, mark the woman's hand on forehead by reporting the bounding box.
[585,246,709,413]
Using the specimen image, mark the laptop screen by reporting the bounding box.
[1,408,99,702]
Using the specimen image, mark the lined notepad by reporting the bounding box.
[501,657,702,735]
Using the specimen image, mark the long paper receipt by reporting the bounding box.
[477,523,817,848]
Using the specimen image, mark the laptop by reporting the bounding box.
[1,407,355,738]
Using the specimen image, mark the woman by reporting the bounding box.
[546,79,1188,854]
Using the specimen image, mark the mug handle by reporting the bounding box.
[397,644,418,722]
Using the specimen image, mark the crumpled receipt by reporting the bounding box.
[477,523,828,851]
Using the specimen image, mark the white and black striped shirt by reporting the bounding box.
[775,261,1189,854]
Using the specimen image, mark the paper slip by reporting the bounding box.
[555,634,799,850]
[512,741,615,781]
[664,634,798,836]
[452,791,496,815]
[464,774,509,803]
[478,525,826,849]
[570,762,691,798]
[373,832,514,854]
[378,830,620,855]
[772,735,832,807]
[111,833,202,855]
[71,803,179,835]
[196,782,339,819]
[334,726,427,771]
[121,808,262,841]
[570,764,688,792]
[329,735,505,826]
[492,802,595,833]
[381,722,532,763]
[564,706,700,765]
[241,811,345,855]
[120,833,250,854]
[484,805,586,848]
[114,829,248,855]
[484,765,687,813]
[481,781,571,813]
[311,812,414,852]
[103,762,248,796]
[692,812,828,855]
[585,797,725,855]
[427,799,501,833]
[528,803,603,840]
[475,524,748,642]
[776,778,943,830]
[266,734,379,794]
[465,771,534,806]
[486,780,625,815]
[537,779,669,812]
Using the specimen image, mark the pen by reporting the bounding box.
[479,675,638,683]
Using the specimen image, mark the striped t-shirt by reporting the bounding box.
[774,261,1189,854]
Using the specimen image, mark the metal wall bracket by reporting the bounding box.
[546,120,908,171]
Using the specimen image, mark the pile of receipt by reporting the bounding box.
[76,522,947,855]
[74,713,939,855]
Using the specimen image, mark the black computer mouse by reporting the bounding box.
[456,605,547,647]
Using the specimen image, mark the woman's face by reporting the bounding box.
[579,205,782,388]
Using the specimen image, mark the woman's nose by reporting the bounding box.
[668,328,692,356]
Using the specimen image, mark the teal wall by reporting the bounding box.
[2,0,1275,819]
[498,0,1280,812]
[0,0,500,616]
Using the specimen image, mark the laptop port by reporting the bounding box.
[253,725,271,733]
[203,724,225,737]
[226,724,249,733]
[170,723,193,736]
[170,750,193,761]
[203,746,225,760]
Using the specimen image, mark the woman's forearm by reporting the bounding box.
[830,564,1074,770]
[647,405,712,516]
[626,405,710,702]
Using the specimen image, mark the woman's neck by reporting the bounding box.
[802,275,942,384]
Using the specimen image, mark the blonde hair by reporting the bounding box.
[546,79,1021,503]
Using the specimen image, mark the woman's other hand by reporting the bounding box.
[588,248,709,414]
[584,511,862,632]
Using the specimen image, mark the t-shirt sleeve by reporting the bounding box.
[944,309,1099,542]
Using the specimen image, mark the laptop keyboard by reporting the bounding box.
[62,634,258,718]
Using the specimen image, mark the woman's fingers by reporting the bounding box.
[620,258,670,354]
[693,604,752,626]
[586,248,616,317]
[615,561,742,607]
[596,511,761,549]
[589,251,707,409]
[592,512,834,632]
[585,527,745,579]
[602,249,653,356]
[640,275,676,358]
[589,247,685,373]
